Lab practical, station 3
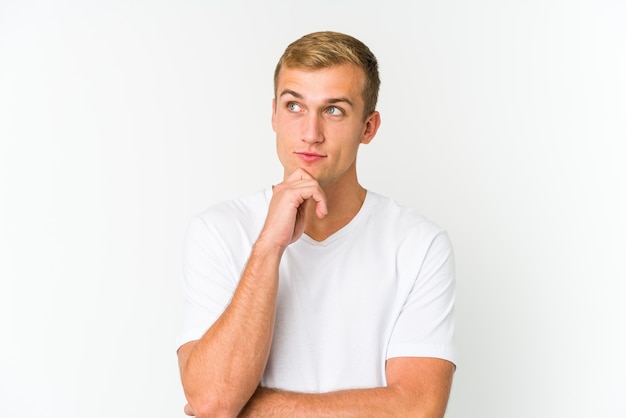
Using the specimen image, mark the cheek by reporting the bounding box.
[275,132,292,164]
[334,126,364,149]
[277,120,306,150]
[280,116,300,131]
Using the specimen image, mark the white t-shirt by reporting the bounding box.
[178,189,456,393]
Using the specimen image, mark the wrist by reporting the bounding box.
[252,235,287,259]
[240,387,290,418]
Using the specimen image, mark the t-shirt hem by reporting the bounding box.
[386,343,458,367]
[176,327,209,352]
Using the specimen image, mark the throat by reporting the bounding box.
[304,186,366,242]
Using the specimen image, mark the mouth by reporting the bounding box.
[295,151,326,162]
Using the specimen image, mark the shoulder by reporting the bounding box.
[188,188,270,242]
[361,192,453,265]
[365,191,446,241]
[196,188,269,221]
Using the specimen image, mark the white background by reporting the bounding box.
[1,1,625,417]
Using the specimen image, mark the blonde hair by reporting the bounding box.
[274,31,380,119]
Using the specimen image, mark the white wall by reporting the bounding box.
[1,1,624,417]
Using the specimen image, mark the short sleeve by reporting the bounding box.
[176,215,239,350]
[386,231,457,366]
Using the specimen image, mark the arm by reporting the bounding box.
[178,241,282,418]
[239,227,457,418]
[239,357,455,418]
[178,169,327,418]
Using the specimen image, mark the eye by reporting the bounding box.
[287,102,302,112]
[326,106,344,116]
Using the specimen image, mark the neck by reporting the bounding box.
[304,181,367,242]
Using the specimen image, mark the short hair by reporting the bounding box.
[274,31,380,119]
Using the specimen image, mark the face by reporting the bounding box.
[272,64,380,187]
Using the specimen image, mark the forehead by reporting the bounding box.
[276,64,365,104]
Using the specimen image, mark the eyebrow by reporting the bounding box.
[279,89,354,107]
[279,89,303,99]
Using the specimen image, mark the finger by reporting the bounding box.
[184,403,195,416]
[287,168,314,183]
[315,204,327,219]
[280,168,327,218]
[314,194,328,218]
[291,179,328,218]
[296,172,327,218]
[302,188,327,218]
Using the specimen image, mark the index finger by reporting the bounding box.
[287,168,315,183]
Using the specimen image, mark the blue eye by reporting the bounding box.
[327,106,343,116]
[287,102,302,112]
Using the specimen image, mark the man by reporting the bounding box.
[177,31,456,417]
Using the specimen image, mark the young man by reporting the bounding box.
[177,31,456,417]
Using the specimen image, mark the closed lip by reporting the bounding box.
[295,151,326,157]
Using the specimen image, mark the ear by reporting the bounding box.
[360,111,381,145]
[271,98,277,133]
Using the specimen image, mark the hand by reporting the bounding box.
[259,168,327,250]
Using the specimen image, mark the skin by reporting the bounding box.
[177,64,454,418]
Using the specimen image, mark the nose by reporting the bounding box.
[301,113,324,144]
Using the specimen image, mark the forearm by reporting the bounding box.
[239,387,416,418]
[239,357,454,418]
[180,241,283,417]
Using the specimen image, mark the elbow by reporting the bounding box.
[179,363,241,417]
[185,394,242,418]
[178,347,252,418]
[181,377,247,418]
